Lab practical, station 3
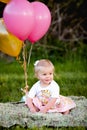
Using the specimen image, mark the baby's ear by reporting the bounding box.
[35,73,40,80]
[34,73,38,78]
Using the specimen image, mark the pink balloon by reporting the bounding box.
[28,1,51,43]
[3,0,35,41]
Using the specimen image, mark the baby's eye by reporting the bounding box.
[50,73,53,75]
[43,73,46,76]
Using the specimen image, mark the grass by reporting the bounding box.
[54,63,87,97]
[0,56,87,101]
[0,126,86,130]
[0,55,87,130]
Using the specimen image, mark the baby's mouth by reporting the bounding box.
[45,80,51,84]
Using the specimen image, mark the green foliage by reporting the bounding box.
[26,39,87,66]
[0,126,86,130]
[0,44,87,102]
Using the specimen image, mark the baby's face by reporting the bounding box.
[37,67,54,86]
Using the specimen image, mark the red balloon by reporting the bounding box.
[28,1,51,43]
[3,0,35,41]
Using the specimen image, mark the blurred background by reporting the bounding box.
[0,0,87,102]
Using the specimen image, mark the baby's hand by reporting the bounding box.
[30,108,37,113]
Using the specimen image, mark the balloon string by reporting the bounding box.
[21,42,33,94]
[28,43,33,66]
[22,42,28,87]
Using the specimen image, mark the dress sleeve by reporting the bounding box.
[27,84,37,98]
[51,81,60,98]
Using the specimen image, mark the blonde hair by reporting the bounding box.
[34,59,54,74]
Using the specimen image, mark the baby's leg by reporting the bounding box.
[62,110,70,115]
[33,97,42,109]
[33,104,40,112]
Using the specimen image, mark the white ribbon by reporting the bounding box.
[34,60,40,66]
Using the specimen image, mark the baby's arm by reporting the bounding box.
[26,97,37,113]
[39,98,57,113]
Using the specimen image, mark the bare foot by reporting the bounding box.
[62,110,70,115]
